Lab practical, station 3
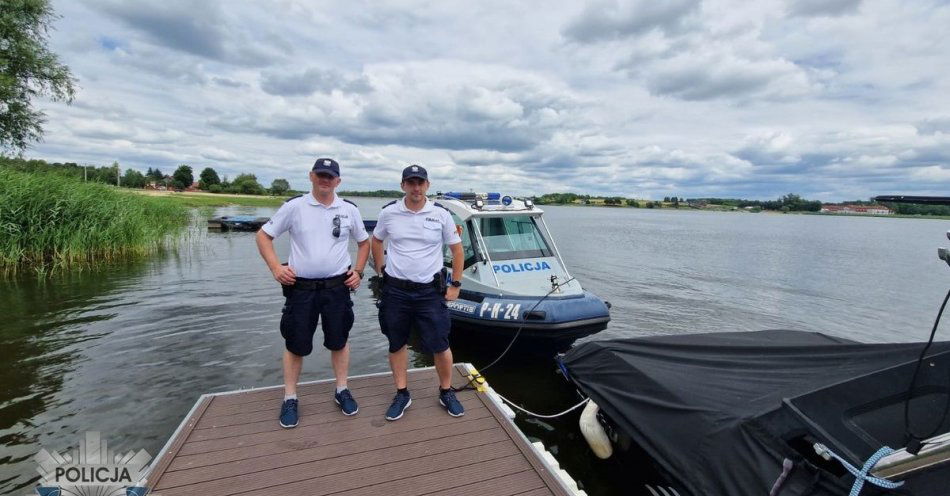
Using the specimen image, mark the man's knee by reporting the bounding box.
[285,349,306,361]
[389,344,408,355]
[386,332,410,353]
[323,336,348,351]
[285,341,314,356]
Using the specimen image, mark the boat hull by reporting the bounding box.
[207,216,269,231]
[446,290,610,345]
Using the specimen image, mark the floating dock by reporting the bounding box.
[144,364,583,495]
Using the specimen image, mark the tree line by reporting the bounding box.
[824,198,949,216]
[6,158,948,215]
[0,157,295,196]
[338,189,404,197]
[689,193,823,212]
[878,202,950,216]
[533,193,658,208]
[533,192,826,212]
[143,165,291,195]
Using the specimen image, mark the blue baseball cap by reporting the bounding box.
[312,158,340,177]
[402,164,428,181]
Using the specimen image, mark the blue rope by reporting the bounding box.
[820,445,904,496]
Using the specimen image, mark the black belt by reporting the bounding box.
[383,272,440,291]
[292,273,347,290]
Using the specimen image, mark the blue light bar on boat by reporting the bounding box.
[444,192,475,200]
[444,192,502,201]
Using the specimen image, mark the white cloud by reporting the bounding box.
[198,147,238,162]
[911,165,950,182]
[69,119,132,140]
[917,117,950,135]
[260,68,372,97]
[787,0,862,18]
[644,50,812,101]
[562,0,701,42]
[208,60,582,153]
[21,0,949,200]
[85,0,290,66]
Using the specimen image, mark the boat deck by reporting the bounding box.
[145,365,576,496]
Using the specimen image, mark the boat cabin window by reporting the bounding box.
[444,213,479,268]
[477,215,552,261]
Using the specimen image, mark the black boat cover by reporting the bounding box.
[562,330,950,496]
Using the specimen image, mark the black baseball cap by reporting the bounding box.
[312,158,340,177]
[402,164,428,181]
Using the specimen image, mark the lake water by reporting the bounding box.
[1,200,948,495]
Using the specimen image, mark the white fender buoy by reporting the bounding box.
[579,400,613,459]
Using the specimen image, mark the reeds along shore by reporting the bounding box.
[0,168,189,275]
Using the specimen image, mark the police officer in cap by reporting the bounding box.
[256,158,370,428]
[371,164,466,420]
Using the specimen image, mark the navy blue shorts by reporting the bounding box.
[378,284,451,354]
[280,283,354,356]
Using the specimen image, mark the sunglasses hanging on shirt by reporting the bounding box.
[332,215,341,238]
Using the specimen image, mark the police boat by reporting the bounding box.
[433,192,610,345]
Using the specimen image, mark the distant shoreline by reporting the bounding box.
[343,194,402,199]
[125,191,950,219]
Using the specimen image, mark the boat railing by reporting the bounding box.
[470,218,501,288]
[871,431,950,479]
[537,216,574,284]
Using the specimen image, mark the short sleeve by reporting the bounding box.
[372,208,389,240]
[349,205,369,242]
[442,210,462,245]
[262,201,294,238]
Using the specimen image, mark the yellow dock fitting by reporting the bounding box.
[466,367,489,392]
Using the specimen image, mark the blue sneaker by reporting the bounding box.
[385,390,412,421]
[334,388,358,416]
[439,389,464,417]
[279,398,298,428]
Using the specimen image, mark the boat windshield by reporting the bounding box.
[477,215,553,261]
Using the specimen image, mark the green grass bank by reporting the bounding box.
[0,169,190,275]
[131,190,291,207]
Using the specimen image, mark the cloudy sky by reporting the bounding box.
[31,0,950,200]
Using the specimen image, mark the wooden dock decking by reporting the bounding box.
[144,365,578,496]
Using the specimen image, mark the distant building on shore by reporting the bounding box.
[820,204,893,215]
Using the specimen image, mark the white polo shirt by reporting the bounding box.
[373,197,462,283]
[262,193,369,279]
